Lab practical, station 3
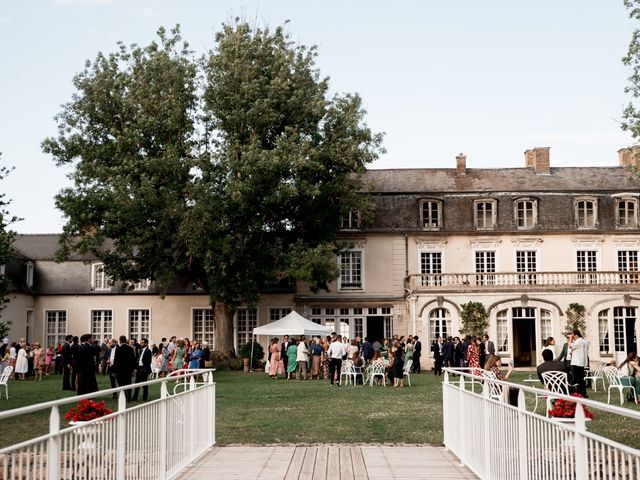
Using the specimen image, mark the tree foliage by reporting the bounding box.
[623,1,640,142]
[0,154,17,336]
[43,23,383,354]
[563,303,587,336]
[459,301,489,338]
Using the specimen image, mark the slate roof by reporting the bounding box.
[12,234,94,261]
[361,167,640,193]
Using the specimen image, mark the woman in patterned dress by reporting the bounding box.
[268,338,280,379]
[320,336,330,380]
[467,336,481,376]
[171,339,186,371]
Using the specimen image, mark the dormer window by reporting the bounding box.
[132,279,150,291]
[474,199,497,230]
[340,210,361,230]
[421,200,442,230]
[92,263,109,291]
[616,197,639,229]
[26,262,34,288]
[514,198,537,229]
[575,197,598,229]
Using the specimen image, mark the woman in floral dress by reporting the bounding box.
[268,338,280,379]
[320,336,330,380]
[467,336,481,376]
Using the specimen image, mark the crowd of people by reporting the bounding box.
[266,332,423,387]
[429,334,496,376]
[0,334,213,401]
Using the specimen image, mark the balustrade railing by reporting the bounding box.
[443,368,640,480]
[0,369,216,480]
[409,271,639,291]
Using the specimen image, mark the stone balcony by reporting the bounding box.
[407,271,639,293]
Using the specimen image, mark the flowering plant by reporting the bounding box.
[548,393,594,420]
[65,399,113,422]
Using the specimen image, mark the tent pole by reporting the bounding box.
[249,334,254,373]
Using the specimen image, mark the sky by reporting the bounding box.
[0,0,637,233]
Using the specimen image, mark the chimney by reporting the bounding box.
[456,153,467,176]
[618,146,640,167]
[524,147,550,175]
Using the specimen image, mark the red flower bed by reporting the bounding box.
[65,399,113,422]
[548,393,594,419]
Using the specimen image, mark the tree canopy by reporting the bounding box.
[43,23,383,354]
[623,1,640,145]
[0,154,17,336]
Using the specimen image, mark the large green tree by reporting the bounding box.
[0,154,17,336]
[43,24,383,355]
[623,0,640,145]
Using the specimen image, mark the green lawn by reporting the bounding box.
[0,370,639,450]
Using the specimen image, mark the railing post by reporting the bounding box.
[458,375,466,466]
[47,406,60,480]
[158,381,168,480]
[482,381,492,479]
[189,375,196,460]
[517,389,528,480]
[116,391,126,479]
[574,401,587,479]
[211,382,216,447]
[442,371,449,449]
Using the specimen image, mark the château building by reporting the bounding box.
[2,146,640,368]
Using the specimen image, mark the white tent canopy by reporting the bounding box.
[252,310,332,337]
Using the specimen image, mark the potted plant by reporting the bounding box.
[548,393,594,422]
[239,341,264,373]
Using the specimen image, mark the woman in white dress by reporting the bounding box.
[15,347,28,380]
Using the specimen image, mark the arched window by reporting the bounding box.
[429,308,451,342]
[514,197,537,229]
[496,310,508,352]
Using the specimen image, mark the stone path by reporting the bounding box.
[177,444,478,479]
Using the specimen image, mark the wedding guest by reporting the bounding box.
[296,336,309,380]
[33,343,44,381]
[268,338,281,379]
[286,340,298,380]
[311,338,323,379]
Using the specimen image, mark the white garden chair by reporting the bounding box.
[403,359,413,386]
[0,366,13,399]
[604,366,637,405]
[481,370,503,402]
[584,362,607,392]
[541,371,573,416]
[339,360,358,385]
[367,362,386,387]
[149,363,161,380]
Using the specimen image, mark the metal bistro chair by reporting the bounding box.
[0,366,13,399]
[584,362,607,392]
[367,362,386,387]
[339,360,357,385]
[603,366,637,405]
[541,371,573,416]
[403,359,413,386]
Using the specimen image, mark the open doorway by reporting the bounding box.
[366,316,384,343]
[513,308,536,367]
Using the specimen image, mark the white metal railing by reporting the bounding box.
[443,368,640,480]
[0,369,216,480]
[409,271,639,291]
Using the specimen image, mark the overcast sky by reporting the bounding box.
[0,0,636,233]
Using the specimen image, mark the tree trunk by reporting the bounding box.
[213,301,236,357]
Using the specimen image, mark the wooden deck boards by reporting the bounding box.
[177,445,478,479]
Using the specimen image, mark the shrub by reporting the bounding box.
[240,341,264,368]
[459,301,489,338]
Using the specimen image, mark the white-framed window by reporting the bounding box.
[421,200,442,230]
[420,251,442,286]
[26,262,34,288]
[341,210,361,230]
[45,310,67,347]
[613,308,628,352]
[598,309,610,354]
[496,310,509,353]
[576,250,598,284]
[540,309,552,347]
[132,279,151,291]
[474,199,497,230]
[338,250,363,290]
[269,307,292,322]
[429,308,451,342]
[91,263,109,291]
[236,307,258,347]
[192,308,214,346]
[91,310,113,340]
[128,309,150,341]
[618,250,639,284]
[514,198,537,229]
[616,197,639,229]
[311,307,335,326]
[575,197,598,229]
[516,250,537,285]
[474,251,496,285]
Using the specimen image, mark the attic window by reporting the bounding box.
[92,263,110,291]
[421,200,442,230]
[341,211,361,230]
[575,197,598,229]
[26,262,34,288]
[474,199,497,230]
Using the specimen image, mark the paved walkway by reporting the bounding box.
[177,444,478,480]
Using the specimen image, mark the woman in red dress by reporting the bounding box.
[467,336,481,376]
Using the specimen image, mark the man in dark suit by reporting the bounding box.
[76,334,100,395]
[483,334,495,356]
[281,335,292,373]
[132,338,152,401]
[412,335,422,373]
[106,338,118,398]
[114,335,136,401]
[62,335,73,391]
[70,336,79,390]
[442,337,454,370]
[537,348,570,392]
[453,337,464,368]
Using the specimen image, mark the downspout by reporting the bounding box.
[404,233,417,335]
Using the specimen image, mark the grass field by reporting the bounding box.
[0,370,639,450]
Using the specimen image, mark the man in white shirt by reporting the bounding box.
[327,335,347,386]
[569,330,589,397]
